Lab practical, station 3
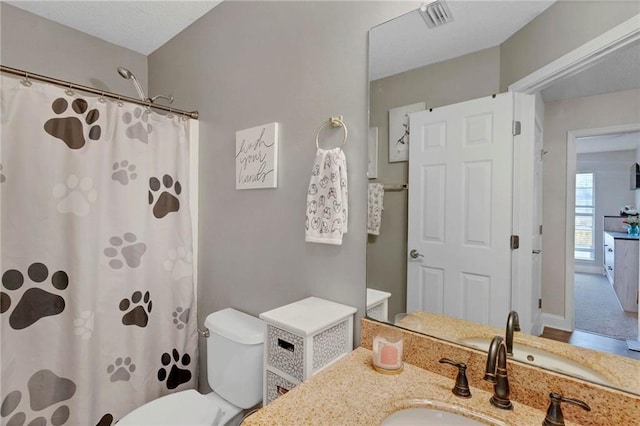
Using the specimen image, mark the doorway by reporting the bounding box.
[509,16,640,339]
[569,130,640,344]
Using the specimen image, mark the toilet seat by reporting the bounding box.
[118,389,223,425]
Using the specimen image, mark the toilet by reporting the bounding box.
[118,308,265,426]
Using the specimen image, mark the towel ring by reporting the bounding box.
[315,116,348,149]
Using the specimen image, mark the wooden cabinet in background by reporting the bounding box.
[603,232,639,313]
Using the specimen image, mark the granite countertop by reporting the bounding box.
[605,231,640,241]
[397,312,640,395]
[243,347,574,426]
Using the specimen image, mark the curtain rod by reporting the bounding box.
[1,65,199,120]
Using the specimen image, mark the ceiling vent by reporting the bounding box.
[418,1,454,28]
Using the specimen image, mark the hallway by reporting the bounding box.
[574,272,637,340]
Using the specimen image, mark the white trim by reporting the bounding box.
[509,14,640,94]
[510,14,640,333]
[565,131,577,331]
[541,313,572,333]
[511,92,536,335]
[568,123,640,138]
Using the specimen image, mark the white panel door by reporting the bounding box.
[407,93,514,328]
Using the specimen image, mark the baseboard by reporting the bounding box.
[541,313,572,332]
[574,264,603,275]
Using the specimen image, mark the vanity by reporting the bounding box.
[603,231,639,313]
[243,347,569,426]
[244,317,640,425]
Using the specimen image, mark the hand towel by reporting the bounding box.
[305,148,348,245]
[368,183,384,235]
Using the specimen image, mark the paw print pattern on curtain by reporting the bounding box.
[0,75,198,425]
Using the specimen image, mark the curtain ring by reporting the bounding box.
[117,96,124,107]
[315,116,348,150]
[65,83,74,96]
[166,107,174,119]
[98,92,107,103]
[20,73,32,87]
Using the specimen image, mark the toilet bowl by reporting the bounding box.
[117,389,244,426]
[118,308,264,426]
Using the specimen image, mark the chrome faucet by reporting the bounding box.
[483,335,513,410]
[505,310,520,356]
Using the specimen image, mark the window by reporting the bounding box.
[575,173,595,261]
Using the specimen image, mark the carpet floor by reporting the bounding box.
[574,273,638,340]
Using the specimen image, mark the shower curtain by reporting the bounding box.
[0,75,198,426]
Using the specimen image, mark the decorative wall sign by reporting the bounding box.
[368,127,378,179]
[388,102,425,162]
[236,122,279,189]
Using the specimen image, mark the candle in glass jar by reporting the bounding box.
[373,330,403,373]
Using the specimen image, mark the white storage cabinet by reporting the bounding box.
[259,297,356,405]
[366,288,391,322]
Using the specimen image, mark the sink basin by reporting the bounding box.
[458,337,610,385]
[381,408,487,425]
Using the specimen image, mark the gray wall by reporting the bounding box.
[0,3,147,96]
[148,1,418,392]
[5,0,639,392]
[365,0,640,323]
[500,0,640,90]
[496,0,640,324]
[542,89,640,316]
[367,47,500,319]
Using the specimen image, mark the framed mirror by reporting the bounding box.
[366,1,640,396]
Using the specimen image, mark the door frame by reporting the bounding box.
[508,14,640,331]
[566,123,640,331]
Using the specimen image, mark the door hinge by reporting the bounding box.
[512,120,521,136]
[538,298,542,309]
[539,224,543,235]
[510,235,520,250]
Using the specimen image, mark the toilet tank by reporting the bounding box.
[204,308,264,409]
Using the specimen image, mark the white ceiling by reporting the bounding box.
[577,132,640,154]
[7,0,640,119]
[369,0,556,81]
[540,40,640,103]
[4,0,222,55]
[7,0,556,67]
[369,1,640,155]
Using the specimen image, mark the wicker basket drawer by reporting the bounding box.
[266,325,305,381]
[312,319,349,373]
[265,369,298,405]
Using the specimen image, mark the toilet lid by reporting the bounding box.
[118,389,222,425]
